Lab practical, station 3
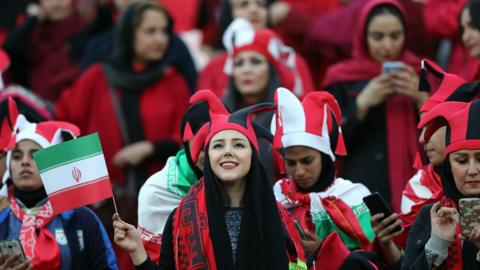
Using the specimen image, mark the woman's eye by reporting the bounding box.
[370,33,383,41]
[234,143,245,148]
[11,153,21,160]
[233,59,244,67]
[212,144,223,149]
[251,58,263,65]
[455,158,468,164]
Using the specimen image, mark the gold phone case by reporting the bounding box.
[459,198,480,237]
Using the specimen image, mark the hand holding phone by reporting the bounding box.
[293,219,307,240]
[459,198,480,238]
[363,192,402,234]
[0,239,27,267]
[382,61,405,74]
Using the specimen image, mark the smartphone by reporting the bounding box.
[293,219,307,240]
[459,198,480,237]
[0,239,26,266]
[363,192,402,233]
[382,61,405,74]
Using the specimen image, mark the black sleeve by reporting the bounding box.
[81,208,119,269]
[152,140,180,162]
[401,205,432,270]
[135,209,176,270]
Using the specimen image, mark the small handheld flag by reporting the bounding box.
[33,133,114,214]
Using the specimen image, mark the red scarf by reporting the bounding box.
[441,199,463,270]
[281,178,373,250]
[9,194,61,270]
[172,180,217,270]
[173,179,305,270]
[323,0,419,212]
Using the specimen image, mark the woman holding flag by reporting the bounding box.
[0,115,118,269]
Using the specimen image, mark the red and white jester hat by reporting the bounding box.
[419,59,480,114]
[418,99,480,157]
[188,89,275,161]
[271,87,346,161]
[1,114,80,195]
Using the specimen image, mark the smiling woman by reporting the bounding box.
[113,90,309,270]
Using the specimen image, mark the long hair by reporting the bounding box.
[109,1,173,70]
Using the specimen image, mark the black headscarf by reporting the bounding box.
[179,102,211,177]
[203,142,289,270]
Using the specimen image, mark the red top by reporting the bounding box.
[56,64,190,185]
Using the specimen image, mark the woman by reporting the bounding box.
[114,90,307,269]
[0,115,118,269]
[219,18,301,179]
[272,88,375,254]
[323,0,428,211]
[402,99,480,269]
[56,1,191,192]
[400,60,480,229]
[197,1,314,99]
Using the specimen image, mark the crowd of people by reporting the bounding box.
[1,0,480,269]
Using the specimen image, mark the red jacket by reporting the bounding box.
[56,64,190,185]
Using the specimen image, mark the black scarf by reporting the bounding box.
[203,146,289,270]
[13,186,47,208]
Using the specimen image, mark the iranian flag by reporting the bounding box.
[33,133,113,214]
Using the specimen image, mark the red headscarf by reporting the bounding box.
[323,0,421,211]
[322,0,420,87]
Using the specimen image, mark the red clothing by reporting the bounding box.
[160,0,200,32]
[323,0,420,212]
[197,52,315,99]
[423,0,467,39]
[27,15,86,101]
[56,64,190,185]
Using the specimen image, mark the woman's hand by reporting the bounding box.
[113,214,148,265]
[460,225,480,249]
[356,74,395,120]
[430,202,459,241]
[390,64,428,107]
[0,253,31,270]
[300,230,323,256]
[371,213,403,264]
[112,141,154,168]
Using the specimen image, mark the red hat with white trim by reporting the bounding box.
[418,100,480,156]
[223,18,302,96]
[188,89,275,161]
[272,87,346,161]
[419,59,480,114]
[1,115,80,195]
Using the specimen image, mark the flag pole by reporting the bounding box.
[112,195,119,214]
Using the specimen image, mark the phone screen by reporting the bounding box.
[363,192,402,233]
[293,220,307,240]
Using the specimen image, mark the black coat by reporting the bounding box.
[402,204,480,270]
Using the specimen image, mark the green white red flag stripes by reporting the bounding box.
[33,133,113,214]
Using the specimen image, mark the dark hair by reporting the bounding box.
[465,0,480,30]
[225,62,281,110]
[110,1,173,69]
[296,152,336,193]
[364,3,405,44]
